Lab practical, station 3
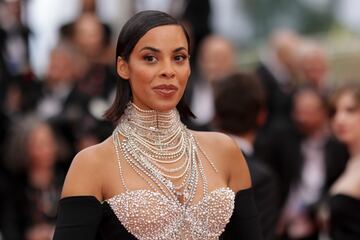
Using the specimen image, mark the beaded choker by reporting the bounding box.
[113,102,217,206]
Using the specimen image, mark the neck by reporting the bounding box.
[119,102,182,136]
[29,163,53,173]
[306,124,329,139]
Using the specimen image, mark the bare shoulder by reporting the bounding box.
[192,131,240,161]
[61,137,113,201]
[193,131,231,146]
[192,131,252,192]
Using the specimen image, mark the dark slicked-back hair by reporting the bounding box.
[214,72,266,134]
[104,10,194,123]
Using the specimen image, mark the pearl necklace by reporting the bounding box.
[113,102,217,206]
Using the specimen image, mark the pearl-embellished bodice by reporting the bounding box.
[106,188,235,240]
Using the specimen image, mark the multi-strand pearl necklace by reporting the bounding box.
[112,102,217,206]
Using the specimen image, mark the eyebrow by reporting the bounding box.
[140,46,188,53]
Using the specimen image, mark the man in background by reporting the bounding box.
[214,72,280,239]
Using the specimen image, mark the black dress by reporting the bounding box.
[328,194,360,240]
[53,188,263,240]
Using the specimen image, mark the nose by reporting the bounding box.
[160,60,175,79]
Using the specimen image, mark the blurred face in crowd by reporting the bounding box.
[0,0,22,28]
[117,25,190,112]
[46,49,75,86]
[332,91,360,146]
[300,49,328,88]
[293,90,328,136]
[73,13,104,58]
[81,0,96,12]
[27,123,57,169]
[271,30,301,75]
[198,36,235,83]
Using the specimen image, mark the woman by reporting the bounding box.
[53,10,262,240]
[4,116,64,240]
[328,82,360,239]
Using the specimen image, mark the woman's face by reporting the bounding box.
[332,91,360,145]
[27,124,57,168]
[118,25,190,111]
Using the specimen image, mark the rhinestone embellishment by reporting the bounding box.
[106,188,235,240]
[109,102,235,239]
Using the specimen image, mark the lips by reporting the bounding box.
[153,84,178,97]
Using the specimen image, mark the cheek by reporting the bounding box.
[177,69,190,96]
[180,69,190,85]
[129,67,152,91]
[333,114,360,139]
[345,114,360,129]
[352,115,360,133]
[134,64,150,78]
[178,64,190,84]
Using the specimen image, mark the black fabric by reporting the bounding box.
[0,173,22,240]
[256,63,294,133]
[53,196,103,240]
[53,188,262,240]
[260,124,349,207]
[220,188,263,239]
[256,123,348,239]
[329,194,360,240]
[98,202,137,239]
[245,155,280,240]
[182,0,211,65]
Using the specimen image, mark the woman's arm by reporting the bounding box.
[222,135,263,240]
[61,146,104,200]
[225,136,252,192]
[53,146,105,240]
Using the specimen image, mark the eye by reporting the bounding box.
[174,54,188,62]
[345,106,358,113]
[143,55,157,63]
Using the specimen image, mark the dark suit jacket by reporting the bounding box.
[256,63,294,132]
[262,124,349,208]
[0,173,22,240]
[182,0,211,63]
[0,25,31,72]
[244,152,280,240]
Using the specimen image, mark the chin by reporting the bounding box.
[156,103,178,112]
[147,101,176,112]
[335,133,352,145]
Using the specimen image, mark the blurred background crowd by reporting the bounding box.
[1,0,360,239]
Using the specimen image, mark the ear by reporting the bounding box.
[116,57,130,79]
[188,56,191,77]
